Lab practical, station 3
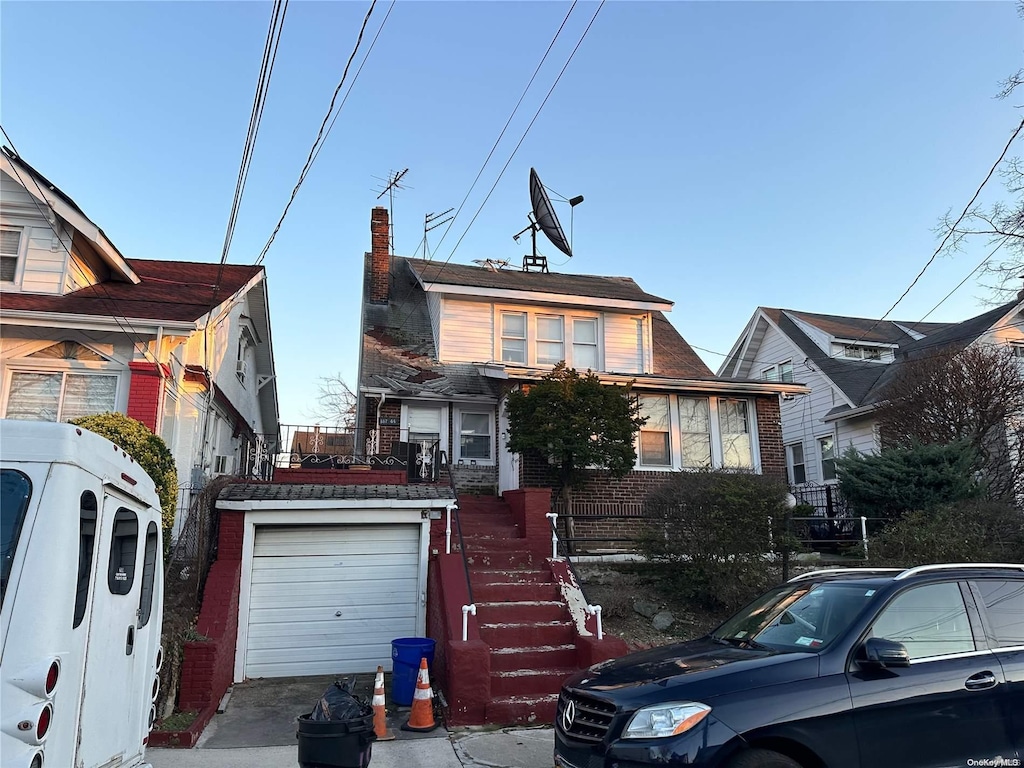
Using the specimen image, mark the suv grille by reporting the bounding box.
[557,690,616,743]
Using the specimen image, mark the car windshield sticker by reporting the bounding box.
[810,589,824,596]
[795,636,824,647]
[865,590,875,596]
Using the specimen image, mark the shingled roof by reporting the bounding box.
[1,259,263,323]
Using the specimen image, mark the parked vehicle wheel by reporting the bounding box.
[727,748,803,768]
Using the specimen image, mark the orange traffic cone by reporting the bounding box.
[372,665,395,740]
[401,657,437,732]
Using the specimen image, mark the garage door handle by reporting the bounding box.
[965,671,996,691]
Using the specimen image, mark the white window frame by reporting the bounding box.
[454,407,495,465]
[500,311,527,364]
[2,368,123,422]
[818,434,838,483]
[1008,341,1024,359]
[637,394,674,468]
[535,314,565,366]
[571,316,600,371]
[494,305,602,370]
[400,403,450,459]
[831,342,890,362]
[762,360,794,383]
[633,394,760,473]
[1,226,25,284]
[787,442,806,485]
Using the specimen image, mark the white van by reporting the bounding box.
[1,420,164,768]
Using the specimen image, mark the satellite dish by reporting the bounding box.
[529,168,572,258]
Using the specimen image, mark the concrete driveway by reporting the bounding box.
[147,673,556,768]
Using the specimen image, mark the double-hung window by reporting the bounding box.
[501,312,527,364]
[458,411,492,462]
[572,318,599,371]
[819,435,837,481]
[719,399,753,468]
[762,361,794,383]
[787,443,807,484]
[678,397,712,468]
[536,315,565,365]
[638,395,671,466]
[1,228,22,283]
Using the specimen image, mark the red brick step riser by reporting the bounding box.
[478,621,575,647]
[490,667,577,697]
[485,696,558,726]
[475,602,569,623]
[489,645,577,671]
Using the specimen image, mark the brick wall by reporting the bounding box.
[370,207,390,303]
[126,361,166,432]
[756,395,787,482]
[449,464,498,495]
[176,510,244,712]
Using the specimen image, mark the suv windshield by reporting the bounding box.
[712,581,877,652]
[1,469,32,607]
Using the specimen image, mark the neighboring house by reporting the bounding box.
[719,298,1024,489]
[356,206,807,514]
[0,149,279,535]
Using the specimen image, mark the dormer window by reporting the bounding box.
[1,227,23,283]
[497,308,603,370]
[831,342,891,362]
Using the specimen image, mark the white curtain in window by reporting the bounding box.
[501,313,527,363]
[460,412,491,459]
[719,399,752,468]
[6,372,61,421]
[572,318,598,371]
[536,316,565,364]
[678,397,711,467]
[62,375,117,421]
[408,407,441,444]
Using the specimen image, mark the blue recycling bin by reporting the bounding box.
[391,637,435,706]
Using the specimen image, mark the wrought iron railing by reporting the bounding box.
[271,424,409,471]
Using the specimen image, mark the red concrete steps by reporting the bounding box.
[490,667,577,697]
[471,580,561,602]
[478,619,575,648]
[475,600,568,623]
[485,693,559,726]
[489,644,577,671]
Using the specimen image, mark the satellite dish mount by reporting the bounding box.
[513,168,583,273]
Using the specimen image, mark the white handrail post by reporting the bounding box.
[545,512,558,559]
[861,516,869,559]
[445,503,457,555]
[461,603,476,642]
[586,604,603,640]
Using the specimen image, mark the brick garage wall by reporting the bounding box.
[755,395,787,482]
[177,510,244,712]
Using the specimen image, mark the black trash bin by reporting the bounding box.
[297,681,376,768]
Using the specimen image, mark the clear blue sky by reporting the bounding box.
[2,1,1021,424]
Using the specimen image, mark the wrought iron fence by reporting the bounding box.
[273,424,410,471]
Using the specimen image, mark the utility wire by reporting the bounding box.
[917,233,1015,322]
[219,0,288,269]
[851,116,1024,345]
[428,0,579,259]
[255,0,382,266]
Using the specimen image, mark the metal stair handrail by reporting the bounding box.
[439,450,475,638]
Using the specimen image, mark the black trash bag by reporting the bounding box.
[308,680,370,722]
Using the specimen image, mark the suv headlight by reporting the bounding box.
[622,702,711,739]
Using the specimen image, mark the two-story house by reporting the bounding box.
[356,207,807,523]
[719,299,1024,490]
[0,149,280,536]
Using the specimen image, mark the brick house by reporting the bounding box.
[356,207,807,547]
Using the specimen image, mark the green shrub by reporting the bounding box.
[637,469,790,610]
[836,441,981,523]
[871,500,1024,566]
[70,412,178,540]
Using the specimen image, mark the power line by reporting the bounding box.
[218,0,289,271]
[917,233,1015,322]
[851,116,1024,345]
[427,0,579,259]
[255,0,386,266]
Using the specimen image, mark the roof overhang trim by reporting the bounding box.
[419,281,673,312]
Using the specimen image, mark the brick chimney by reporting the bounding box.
[370,206,390,304]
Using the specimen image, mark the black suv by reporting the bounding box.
[555,564,1024,768]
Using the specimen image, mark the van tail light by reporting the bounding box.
[155,646,164,672]
[30,752,43,768]
[44,661,59,696]
[35,704,52,741]
[152,675,160,702]
[148,705,157,732]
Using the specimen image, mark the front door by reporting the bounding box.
[76,492,145,767]
[850,581,1015,767]
[498,397,519,494]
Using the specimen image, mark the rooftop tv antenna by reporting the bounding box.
[423,207,454,260]
[512,168,583,272]
[374,168,409,254]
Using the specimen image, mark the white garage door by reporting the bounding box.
[245,524,421,678]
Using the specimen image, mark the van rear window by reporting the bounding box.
[1,470,32,607]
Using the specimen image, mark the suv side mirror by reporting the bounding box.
[861,637,910,668]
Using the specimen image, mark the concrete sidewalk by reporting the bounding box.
[147,726,555,768]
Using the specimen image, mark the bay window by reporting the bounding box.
[634,394,759,472]
[5,371,118,422]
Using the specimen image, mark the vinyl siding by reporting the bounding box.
[427,292,442,355]
[439,297,493,362]
[604,312,646,374]
[20,225,68,294]
[837,415,879,457]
